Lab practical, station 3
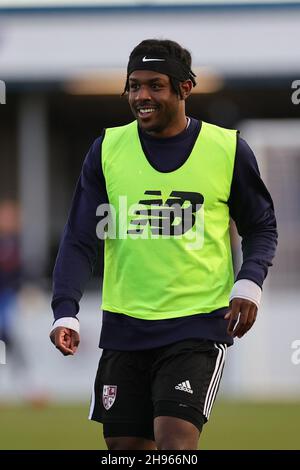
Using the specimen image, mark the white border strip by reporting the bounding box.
[88,386,95,420]
[203,343,227,419]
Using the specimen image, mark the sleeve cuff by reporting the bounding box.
[229,279,262,309]
[50,317,80,335]
[52,299,78,319]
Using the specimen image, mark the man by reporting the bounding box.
[50,39,277,450]
[0,201,22,357]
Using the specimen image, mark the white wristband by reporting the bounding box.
[229,279,262,309]
[50,317,80,336]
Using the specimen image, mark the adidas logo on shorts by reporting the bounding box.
[175,380,193,394]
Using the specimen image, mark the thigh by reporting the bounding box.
[152,340,228,431]
[154,416,200,450]
[89,349,155,441]
[105,436,156,451]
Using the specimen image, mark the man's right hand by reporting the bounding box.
[50,327,80,356]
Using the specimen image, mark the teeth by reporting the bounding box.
[139,108,155,114]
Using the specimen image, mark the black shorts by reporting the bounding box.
[89,339,227,441]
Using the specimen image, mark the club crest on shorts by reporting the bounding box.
[102,385,117,410]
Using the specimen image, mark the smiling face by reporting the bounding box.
[128,70,191,138]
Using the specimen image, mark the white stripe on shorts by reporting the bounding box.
[203,343,227,420]
[88,386,95,420]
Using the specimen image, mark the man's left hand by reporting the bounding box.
[224,298,258,338]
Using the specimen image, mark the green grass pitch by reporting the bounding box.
[0,401,299,450]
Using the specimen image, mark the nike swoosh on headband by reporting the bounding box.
[142,56,166,62]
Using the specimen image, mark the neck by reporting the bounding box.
[145,113,188,139]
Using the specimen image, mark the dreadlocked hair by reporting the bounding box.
[122,39,196,98]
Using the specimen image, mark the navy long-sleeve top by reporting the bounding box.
[51,118,277,350]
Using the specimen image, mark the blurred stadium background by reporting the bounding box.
[0,0,300,450]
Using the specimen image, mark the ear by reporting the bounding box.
[179,80,193,100]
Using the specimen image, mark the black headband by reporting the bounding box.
[127,54,196,85]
